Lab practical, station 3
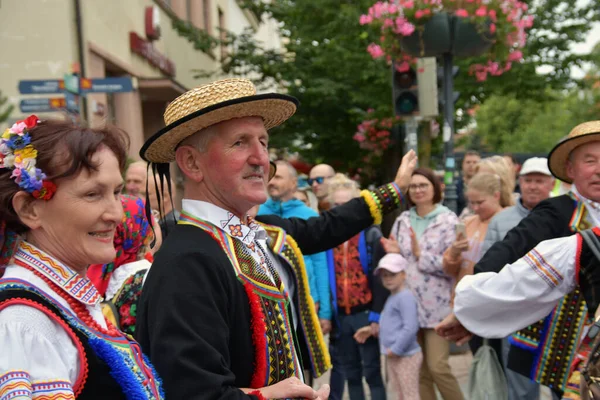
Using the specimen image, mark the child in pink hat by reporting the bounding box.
[356,253,422,399]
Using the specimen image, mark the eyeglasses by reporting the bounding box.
[308,176,333,185]
[408,183,431,192]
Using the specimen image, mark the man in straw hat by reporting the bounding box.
[436,120,600,398]
[134,78,417,399]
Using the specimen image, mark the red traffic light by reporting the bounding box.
[394,68,417,89]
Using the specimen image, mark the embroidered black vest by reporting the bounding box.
[577,230,600,317]
[507,193,590,393]
[0,279,163,399]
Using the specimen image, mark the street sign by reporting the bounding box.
[65,92,79,113]
[19,97,66,113]
[80,77,134,93]
[18,80,64,95]
[19,77,134,96]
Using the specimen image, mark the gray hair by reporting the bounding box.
[179,125,218,153]
[275,160,298,179]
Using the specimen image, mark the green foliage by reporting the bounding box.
[472,88,599,153]
[172,17,219,55]
[194,0,396,182]
[0,90,13,124]
[174,0,600,179]
[454,0,600,118]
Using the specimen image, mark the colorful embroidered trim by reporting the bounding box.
[0,279,164,399]
[569,192,592,232]
[523,248,563,288]
[360,183,404,225]
[0,371,76,399]
[360,190,382,225]
[178,214,301,386]
[0,115,56,200]
[0,298,88,396]
[262,224,332,377]
[15,242,101,305]
[243,283,268,389]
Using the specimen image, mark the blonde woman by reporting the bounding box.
[325,174,388,400]
[443,172,505,369]
[459,156,515,219]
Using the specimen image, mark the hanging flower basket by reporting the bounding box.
[399,13,452,57]
[360,0,534,81]
[353,111,399,156]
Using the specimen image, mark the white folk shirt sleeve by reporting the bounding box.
[0,305,79,398]
[454,235,579,338]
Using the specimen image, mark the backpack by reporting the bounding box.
[468,339,508,400]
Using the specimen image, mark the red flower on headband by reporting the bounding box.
[32,180,57,201]
[22,115,39,129]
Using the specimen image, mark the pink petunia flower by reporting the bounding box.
[359,14,373,25]
[397,22,415,36]
[475,6,487,17]
[367,43,385,59]
[507,50,523,61]
[455,9,469,17]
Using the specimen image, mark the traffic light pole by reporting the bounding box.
[442,52,458,213]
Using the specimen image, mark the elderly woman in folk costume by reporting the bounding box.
[87,194,159,335]
[436,121,600,398]
[0,117,163,399]
[134,78,418,400]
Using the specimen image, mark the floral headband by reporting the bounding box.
[0,115,56,200]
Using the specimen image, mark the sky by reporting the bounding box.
[565,0,599,78]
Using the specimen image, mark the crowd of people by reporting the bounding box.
[0,77,599,400]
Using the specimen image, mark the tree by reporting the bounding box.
[472,88,598,154]
[0,90,14,124]
[173,0,600,177]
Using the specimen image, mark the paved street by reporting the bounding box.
[313,350,554,399]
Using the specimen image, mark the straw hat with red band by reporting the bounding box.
[548,121,600,183]
[140,78,299,165]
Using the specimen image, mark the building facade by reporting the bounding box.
[0,0,281,159]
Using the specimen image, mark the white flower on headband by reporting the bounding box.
[1,154,15,169]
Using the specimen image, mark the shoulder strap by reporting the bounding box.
[580,229,600,263]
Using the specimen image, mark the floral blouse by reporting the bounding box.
[391,209,458,328]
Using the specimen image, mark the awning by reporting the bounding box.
[138,78,188,102]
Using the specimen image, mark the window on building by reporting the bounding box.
[218,7,227,61]
[203,0,212,33]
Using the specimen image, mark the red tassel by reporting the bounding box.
[244,283,268,389]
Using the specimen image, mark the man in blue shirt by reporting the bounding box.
[258,160,332,332]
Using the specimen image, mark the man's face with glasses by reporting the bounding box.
[309,164,335,200]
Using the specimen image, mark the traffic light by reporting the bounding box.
[393,65,419,116]
[437,65,460,112]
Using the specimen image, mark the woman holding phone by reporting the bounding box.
[383,168,463,400]
[443,172,506,369]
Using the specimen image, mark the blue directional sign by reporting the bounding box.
[18,80,64,95]
[19,98,66,113]
[65,92,79,113]
[80,77,134,93]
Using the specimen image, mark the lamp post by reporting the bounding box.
[441,51,458,213]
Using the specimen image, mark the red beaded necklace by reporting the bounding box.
[14,260,121,337]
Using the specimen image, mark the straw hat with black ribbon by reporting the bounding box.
[140,78,299,233]
[548,121,600,183]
